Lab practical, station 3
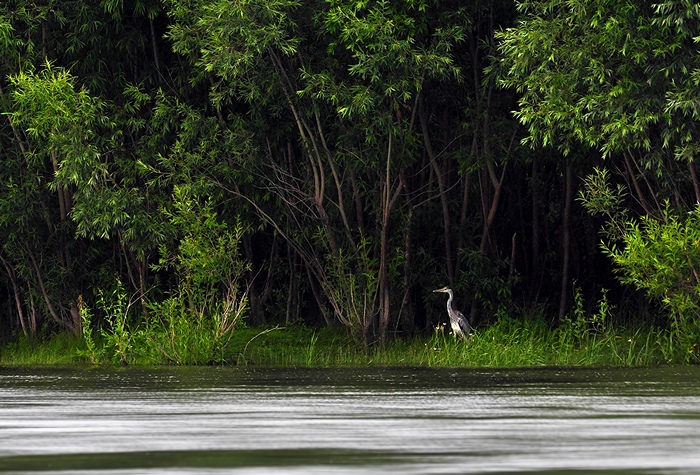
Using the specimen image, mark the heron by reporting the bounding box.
[433,286,471,338]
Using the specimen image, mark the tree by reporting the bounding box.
[497,0,700,328]
[2,65,112,334]
[496,0,700,197]
[165,0,468,344]
[0,1,176,336]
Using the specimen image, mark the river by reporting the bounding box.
[1,366,700,474]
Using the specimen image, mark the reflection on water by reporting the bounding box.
[1,366,700,474]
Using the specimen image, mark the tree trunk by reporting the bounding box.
[378,133,403,346]
[27,247,77,334]
[419,96,454,285]
[399,207,415,334]
[285,249,299,325]
[478,157,507,254]
[456,170,471,277]
[689,160,700,204]
[558,160,574,323]
[531,155,542,273]
[0,255,28,337]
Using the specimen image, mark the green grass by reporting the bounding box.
[237,319,674,367]
[0,333,86,367]
[0,318,686,368]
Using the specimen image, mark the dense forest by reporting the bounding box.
[1,0,699,358]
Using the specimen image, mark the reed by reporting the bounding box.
[237,319,671,368]
[0,318,678,367]
[0,333,84,366]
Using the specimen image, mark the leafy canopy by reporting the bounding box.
[496,0,700,160]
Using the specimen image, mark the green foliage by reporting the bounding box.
[577,167,629,239]
[600,204,700,358]
[578,167,700,361]
[304,0,463,120]
[230,318,670,368]
[75,295,104,365]
[165,0,300,106]
[149,187,250,364]
[163,0,468,346]
[4,0,700,366]
[0,318,684,368]
[158,187,250,310]
[8,64,110,182]
[145,291,240,365]
[319,234,380,343]
[497,0,700,360]
[0,333,83,366]
[559,283,609,344]
[97,278,137,365]
[69,189,251,366]
[459,250,515,322]
[1,62,112,334]
[496,0,678,157]
[495,0,700,196]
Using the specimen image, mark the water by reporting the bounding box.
[1,366,700,474]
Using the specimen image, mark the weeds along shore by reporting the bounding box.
[0,317,687,368]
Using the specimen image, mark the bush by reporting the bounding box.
[74,188,250,366]
[579,168,700,361]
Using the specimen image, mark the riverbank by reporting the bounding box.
[0,318,686,367]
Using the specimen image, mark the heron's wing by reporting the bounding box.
[454,310,471,333]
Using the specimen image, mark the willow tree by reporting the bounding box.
[0,0,175,336]
[300,0,466,342]
[496,0,700,336]
[164,0,466,344]
[2,65,111,334]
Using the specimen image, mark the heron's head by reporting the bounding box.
[433,286,451,293]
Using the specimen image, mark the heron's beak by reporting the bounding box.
[433,287,446,293]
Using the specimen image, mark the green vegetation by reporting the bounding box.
[1,0,700,367]
[1,285,693,367]
[0,318,686,368]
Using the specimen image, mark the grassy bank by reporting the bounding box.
[0,317,686,368]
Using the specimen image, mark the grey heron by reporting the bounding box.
[433,286,471,338]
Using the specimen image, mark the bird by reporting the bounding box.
[433,286,471,338]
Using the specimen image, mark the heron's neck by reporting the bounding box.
[446,290,454,308]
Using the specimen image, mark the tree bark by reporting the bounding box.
[419,95,454,284]
[531,155,542,272]
[689,160,700,205]
[558,160,574,323]
[0,254,28,336]
[399,206,415,334]
[27,247,77,334]
[378,133,403,346]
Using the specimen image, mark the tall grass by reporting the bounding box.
[0,317,681,368]
[0,333,84,366]
[235,318,673,367]
[3,273,687,368]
